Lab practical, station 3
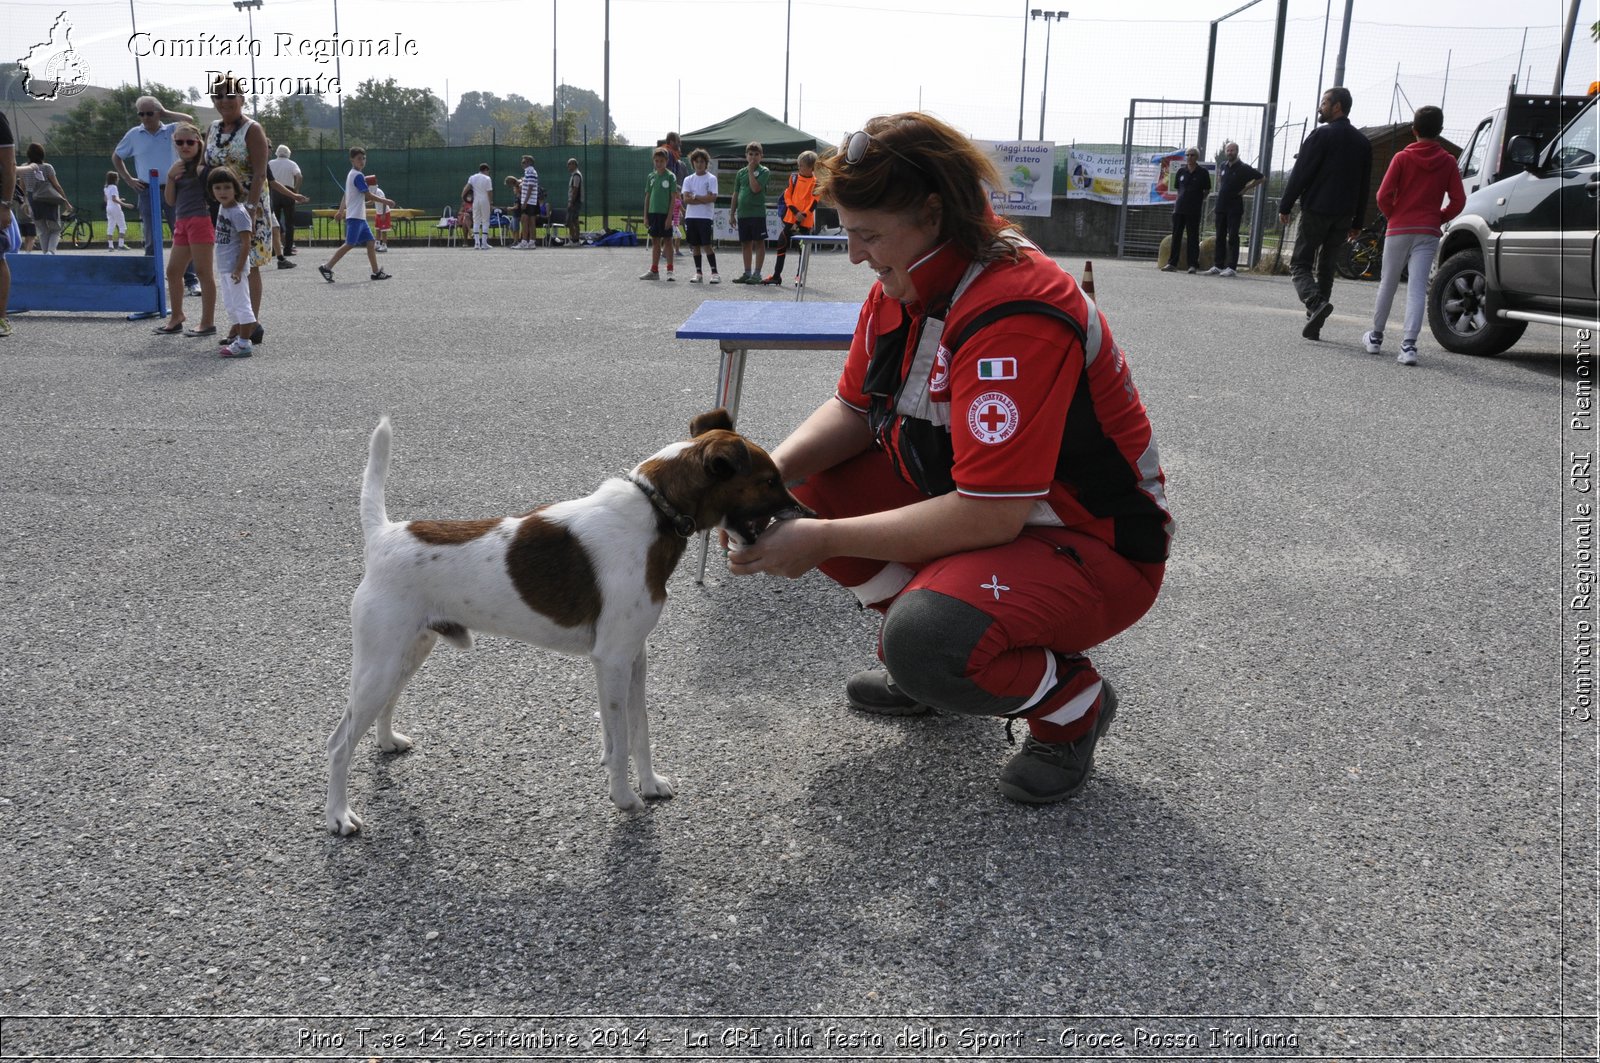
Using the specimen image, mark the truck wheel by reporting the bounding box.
[1427,247,1527,356]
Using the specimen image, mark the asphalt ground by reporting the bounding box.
[0,239,1593,1060]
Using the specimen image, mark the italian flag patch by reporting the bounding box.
[977,357,1017,381]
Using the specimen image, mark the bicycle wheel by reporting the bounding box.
[1336,236,1381,281]
[69,217,93,249]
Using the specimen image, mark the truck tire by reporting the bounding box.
[1427,247,1527,356]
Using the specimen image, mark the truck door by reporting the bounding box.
[1458,114,1496,196]
[1496,100,1599,309]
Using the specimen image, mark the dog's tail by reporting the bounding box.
[361,417,393,543]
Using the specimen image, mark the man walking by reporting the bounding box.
[1206,141,1262,277]
[113,94,199,293]
[1278,87,1371,340]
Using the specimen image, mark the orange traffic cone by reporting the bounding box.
[1082,260,1096,300]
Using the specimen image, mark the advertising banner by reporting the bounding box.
[976,140,1057,217]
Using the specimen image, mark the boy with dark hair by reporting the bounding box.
[1364,105,1465,366]
[730,142,769,283]
[318,147,395,283]
[640,146,680,280]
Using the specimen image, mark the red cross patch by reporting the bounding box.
[929,345,950,394]
[967,391,1020,445]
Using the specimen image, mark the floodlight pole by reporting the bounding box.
[233,0,263,113]
[1017,1,1030,141]
[1250,0,1290,270]
[1033,10,1067,143]
[129,0,143,91]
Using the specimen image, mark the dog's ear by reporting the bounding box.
[702,436,752,481]
[689,408,734,437]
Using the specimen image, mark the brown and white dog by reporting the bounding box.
[325,409,811,834]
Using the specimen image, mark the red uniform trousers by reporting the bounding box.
[795,449,1164,742]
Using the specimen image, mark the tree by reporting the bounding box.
[448,90,535,145]
[343,77,444,148]
[555,84,624,145]
[257,97,312,151]
[48,80,193,153]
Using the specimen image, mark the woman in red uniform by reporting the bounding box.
[729,112,1174,804]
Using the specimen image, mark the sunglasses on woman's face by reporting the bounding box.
[174,139,199,146]
[839,128,927,174]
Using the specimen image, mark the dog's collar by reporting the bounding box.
[625,474,697,538]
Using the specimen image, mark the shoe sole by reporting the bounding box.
[996,684,1119,804]
[845,692,932,716]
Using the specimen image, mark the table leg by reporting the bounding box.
[699,343,749,583]
[795,242,812,303]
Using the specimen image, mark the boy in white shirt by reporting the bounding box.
[680,148,720,283]
[317,147,394,282]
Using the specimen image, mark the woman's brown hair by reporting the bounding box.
[818,112,1018,262]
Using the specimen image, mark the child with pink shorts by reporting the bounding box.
[153,123,217,337]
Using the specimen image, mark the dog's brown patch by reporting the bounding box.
[645,537,686,603]
[506,513,603,627]
[408,518,502,545]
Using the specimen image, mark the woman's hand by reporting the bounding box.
[727,518,831,579]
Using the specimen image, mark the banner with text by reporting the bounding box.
[1064,148,1189,205]
[977,141,1057,217]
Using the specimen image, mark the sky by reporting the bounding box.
[8,0,1598,159]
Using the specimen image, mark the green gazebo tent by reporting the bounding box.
[676,108,831,159]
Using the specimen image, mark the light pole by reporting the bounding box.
[1031,9,1067,142]
[129,0,142,91]
[232,0,263,112]
[1017,1,1030,140]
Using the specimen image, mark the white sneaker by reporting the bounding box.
[1397,343,1419,366]
[690,272,703,283]
[1362,330,1383,354]
[1203,266,1221,275]
[1219,267,1236,277]
[709,273,721,284]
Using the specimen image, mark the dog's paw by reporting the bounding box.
[609,784,645,812]
[640,773,675,800]
[377,730,413,754]
[326,807,363,835]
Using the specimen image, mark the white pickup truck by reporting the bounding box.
[1456,90,1589,196]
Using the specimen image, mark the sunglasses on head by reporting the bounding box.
[840,128,927,174]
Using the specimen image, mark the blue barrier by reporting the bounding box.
[9,170,168,319]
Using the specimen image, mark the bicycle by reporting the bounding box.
[1336,213,1385,281]
[64,208,94,249]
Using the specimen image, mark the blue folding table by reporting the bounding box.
[675,299,860,581]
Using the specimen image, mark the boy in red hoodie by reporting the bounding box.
[1365,105,1466,365]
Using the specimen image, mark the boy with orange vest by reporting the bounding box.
[763,150,818,286]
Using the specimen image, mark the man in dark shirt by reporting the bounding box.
[1162,148,1210,273]
[1278,86,1372,339]
[1206,141,1263,277]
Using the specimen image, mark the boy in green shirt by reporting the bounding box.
[641,145,681,280]
[730,141,770,283]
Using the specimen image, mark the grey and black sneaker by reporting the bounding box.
[1302,300,1333,339]
[996,680,1119,804]
[845,669,931,716]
